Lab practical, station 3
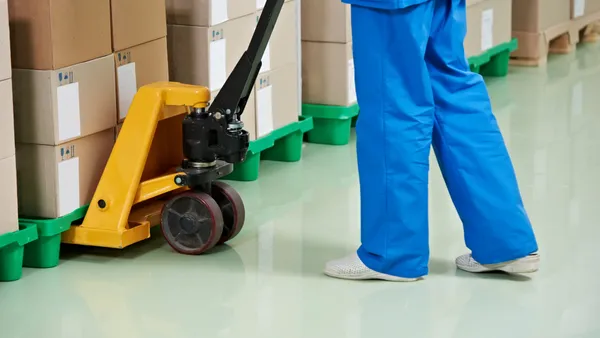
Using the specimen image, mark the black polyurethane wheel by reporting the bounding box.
[161,192,224,255]
[211,181,246,244]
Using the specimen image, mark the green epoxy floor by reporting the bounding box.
[2,44,600,337]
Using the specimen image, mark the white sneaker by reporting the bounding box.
[456,252,540,274]
[324,253,422,282]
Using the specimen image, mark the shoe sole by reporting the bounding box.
[457,254,541,274]
[324,269,420,282]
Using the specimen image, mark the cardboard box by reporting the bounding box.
[111,0,167,51]
[166,0,255,27]
[115,37,169,120]
[0,79,14,160]
[0,155,18,235]
[12,55,117,146]
[302,41,356,107]
[465,0,512,57]
[571,0,600,18]
[16,129,114,219]
[8,0,112,70]
[168,14,255,91]
[511,0,571,60]
[255,63,299,138]
[0,0,11,81]
[257,0,298,74]
[512,0,570,33]
[301,0,351,43]
[257,0,294,10]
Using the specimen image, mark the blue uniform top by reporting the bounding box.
[342,0,430,9]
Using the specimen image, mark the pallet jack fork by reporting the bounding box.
[61,0,285,253]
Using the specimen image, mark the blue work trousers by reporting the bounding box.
[353,0,539,278]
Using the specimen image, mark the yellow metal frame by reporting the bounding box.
[61,82,211,248]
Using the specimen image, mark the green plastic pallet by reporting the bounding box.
[0,223,38,282]
[469,38,518,77]
[225,116,314,182]
[20,206,87,269]
[301,103,360,146]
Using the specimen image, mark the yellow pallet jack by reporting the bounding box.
[61,0,285,254]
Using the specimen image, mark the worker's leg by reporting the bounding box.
[347,3,435,279]
[425,0,538,265]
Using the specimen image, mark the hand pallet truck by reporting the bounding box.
[61,0,285,254]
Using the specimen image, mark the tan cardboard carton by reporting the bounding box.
[115,37,169,120]
[16,129,114,219]
[166,0,255,27]
[255,63,299,138]
[111,0,167,51]
[302,41,356,107]
[302,0,351,43]
[511,0,571,60]
[12,55,117,146]
[465,0,512,57]
[256,0,298,74]
[0,155,18,235]
[0,0,11,81]
[8,0,111,70]
[168,14,255,91]
[0,79,14,160]
[257,0,294,11]
[571,0,600,18]
[512,0,570,33]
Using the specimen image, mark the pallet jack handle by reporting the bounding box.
[208,0,285,118]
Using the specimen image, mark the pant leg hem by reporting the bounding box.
[471,241,539,265]
[357,248,429,279]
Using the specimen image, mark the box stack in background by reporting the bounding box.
[8,0,117,219]
[464,0,513,58]
[112,0,168,122]
[167,0,256,139]
[0,0,17,236]
[301,0,355,108]
[254,0,300,138]
[167,0,300,141]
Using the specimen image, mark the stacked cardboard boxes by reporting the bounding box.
[167,0,257,139]
[254,0,300,138]
[465,0,513,58]
[8,0,117,219]
[301,0,356,108]
[167,0,299,140]
[112,0,168,121]
[0,0,17,236]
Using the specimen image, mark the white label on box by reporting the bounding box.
[58,157,80,217]
[481,9,494,51]
[117,62,138,120]
[347,59,357,105]
[574,0,585,18]
[210,39,227,91]
[211,0,228,25]
[57,82,81,142]
[256,85,274,137]
[571,81,583,116]
[256,0,266,9]
[261,43,271,73]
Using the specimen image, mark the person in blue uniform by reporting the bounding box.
[324,0,540,281]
